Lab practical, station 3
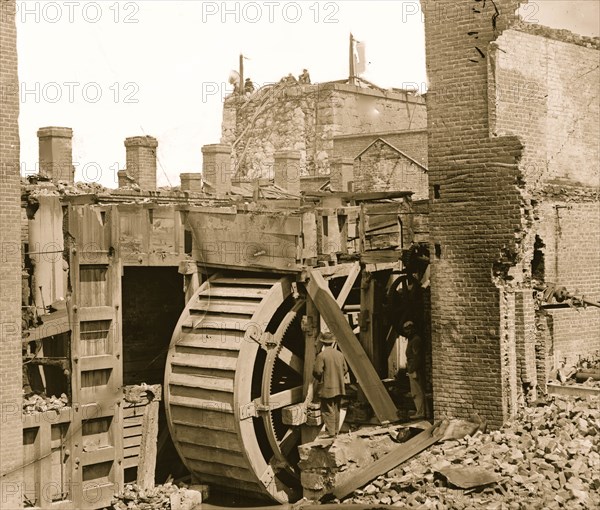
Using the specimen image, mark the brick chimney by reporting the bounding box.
[273,150,301,195]
[201,144,232,196]
[125,135,158,190]
[330,156,355,192]
[180,172,202,192]
[37,127,74,183]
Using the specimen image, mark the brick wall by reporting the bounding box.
[537,199,600,369]
[221,82,426,179]
[424,0,599,428]
[490,29,600,382]
[354,140,428,199]
[0,0,24,506]
[423,0,525,428]
[333,130,428,167]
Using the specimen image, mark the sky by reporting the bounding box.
[15,0,600,188]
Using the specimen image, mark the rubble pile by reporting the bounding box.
[343,396,600,509]
[22,393,68,414]
[299,425,416,500]
[110,483,203,510]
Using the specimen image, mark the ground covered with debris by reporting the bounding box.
[110,482,203,510]
[342,396,600,509]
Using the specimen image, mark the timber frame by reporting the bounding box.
[20,185,429,508]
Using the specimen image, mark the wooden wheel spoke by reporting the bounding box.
[277,346,303,374]
[268,386,303,410]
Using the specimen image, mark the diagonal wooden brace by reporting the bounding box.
[306,268,398,424]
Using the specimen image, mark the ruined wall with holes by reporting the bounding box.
[423,0,599,428]
[489,26,600,377]
[220,82,426,180]
[0,0,24,504]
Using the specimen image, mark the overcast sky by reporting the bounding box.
[16,0,599,187]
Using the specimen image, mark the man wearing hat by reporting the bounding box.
[313,331,348,437]
[403,320,425,419]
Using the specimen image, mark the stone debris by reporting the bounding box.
[341,396,600,509]
[110,483,203,510]
[22,393,68,414]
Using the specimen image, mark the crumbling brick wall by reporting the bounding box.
[221,82,426,179]
[490,28,600,380]
[423,0,599,428]
[0,0,24,505]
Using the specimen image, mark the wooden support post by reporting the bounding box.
[137,390,161,490]
[302,296,321,444]
[306,269,397,423]
[359,271,385,377]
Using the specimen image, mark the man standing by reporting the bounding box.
[403,321,425,419]
[313,331,348,437]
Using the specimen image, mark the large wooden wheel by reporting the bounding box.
[164,273,306,502]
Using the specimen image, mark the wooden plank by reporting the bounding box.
[306,269,397,424]
[178,442,247,468]
[211,276,279,286]
[200,286,271,299]
[305,191,412,200]
[332,427,442,499]
[189,299,258,315]
[169,373,234,393]
[547,383,600,398]
[171,353,238,371]
[302,211,318,260]
[336,262,361,307]
[360,250,401,264]
[124,445,142,459]
[80,446,115,466]
[189,210,302,236]
[79,354,115,371]
[266,386,303,410]
[320,261,360,331]
[137,399,159,490]
[78,306,114,322]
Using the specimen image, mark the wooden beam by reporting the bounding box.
[302,296,322,444]
[306,269,397,423]
[336,262,361,308]
[332,426,443,500]
[304,191,413,201]
[320,262,360,332]
[137,397,160,490]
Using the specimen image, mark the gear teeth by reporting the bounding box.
[262,298,305,447]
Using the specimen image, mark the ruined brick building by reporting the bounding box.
[423,0,599,428]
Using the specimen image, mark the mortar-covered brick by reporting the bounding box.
[221,82,426,180]
[0,0,24,505]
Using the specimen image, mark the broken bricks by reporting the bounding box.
[341,395,600,509]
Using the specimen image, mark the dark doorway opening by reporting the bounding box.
[121,266,187,483]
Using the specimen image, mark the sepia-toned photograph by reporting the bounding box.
[1,1,599,509]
